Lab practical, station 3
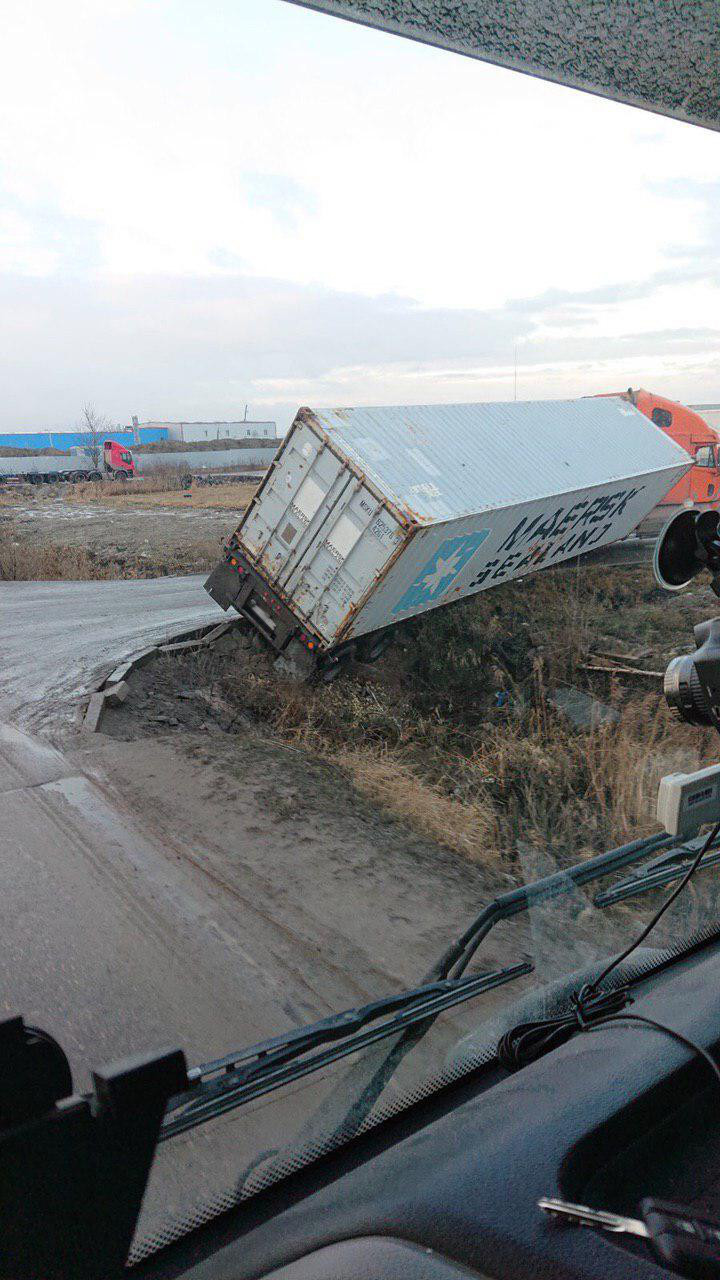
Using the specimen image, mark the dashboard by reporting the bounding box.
[137,936,720,1279]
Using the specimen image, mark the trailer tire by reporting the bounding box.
[357,631,393,663]
[317,644,357,684]
[320,660,344,684]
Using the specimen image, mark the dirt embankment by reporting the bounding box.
[101,565,717,871]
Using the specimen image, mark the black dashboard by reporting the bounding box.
[137,936,720,1279]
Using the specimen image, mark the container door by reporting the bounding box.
[239,421,348,579]
[286,484,405,642]
[238,421,405,643]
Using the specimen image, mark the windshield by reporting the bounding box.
[1,0,719,1267]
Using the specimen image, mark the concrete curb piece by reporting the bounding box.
[81,618,237,732]
[83,693,106,733]
[158,620,232,654]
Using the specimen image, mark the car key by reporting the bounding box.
[539,1195,720,1278]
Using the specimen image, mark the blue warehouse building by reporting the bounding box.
[0,427,169,450]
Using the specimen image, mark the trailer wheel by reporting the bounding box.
[320,659,344,684]
[318,644,357,683]
[357,631,393,663]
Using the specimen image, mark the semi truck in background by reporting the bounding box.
[602,389,720,534]
[205,398,690,680]
[0,439,135,484]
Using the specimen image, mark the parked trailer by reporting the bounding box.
[134,446,278,474]
[205,400,690,679]
[0,440,134,484]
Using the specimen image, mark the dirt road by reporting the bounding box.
[0,571,519,1247]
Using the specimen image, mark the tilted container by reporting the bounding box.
[205,399,690,672]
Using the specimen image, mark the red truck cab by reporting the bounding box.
[103,439,135,479]
[599,389,720,534]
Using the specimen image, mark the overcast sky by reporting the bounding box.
[1,0,719,434]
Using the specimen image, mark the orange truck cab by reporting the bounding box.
[601,389,720,535]
[103,439,135,479]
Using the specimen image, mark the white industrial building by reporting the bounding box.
[139,419,278,443]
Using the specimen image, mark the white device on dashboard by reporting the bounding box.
[657,764,720,838]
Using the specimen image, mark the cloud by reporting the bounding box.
[239,172,317,228]
[1,263,718,432]
[0,187,101,275]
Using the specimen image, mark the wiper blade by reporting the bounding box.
[160,961,531,1141]
[427,831,672,981]
[594,835,720,907]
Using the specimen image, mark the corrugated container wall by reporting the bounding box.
[136,446,276,472]
[219,400,690,649]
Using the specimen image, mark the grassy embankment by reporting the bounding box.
[167,565,716,866]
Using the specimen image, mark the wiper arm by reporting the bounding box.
[426,831,672,982]
[160,961,531,1141]
[594,834,720,907]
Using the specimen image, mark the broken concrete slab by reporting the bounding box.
[202,620,233,644]
[83,692,106,733]
[104,681,129,707]
[158,638,204,654]
[159,620,234,654]
[550,685,619,731]
[105,660,133,686]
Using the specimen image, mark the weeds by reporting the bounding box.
[69,478,257,510]
[178,565,715,865]
[0,535,220,580]
[0,540,112,580]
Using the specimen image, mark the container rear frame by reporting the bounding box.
[205,412,417,661]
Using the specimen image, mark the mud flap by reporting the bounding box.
[204,562,242,611]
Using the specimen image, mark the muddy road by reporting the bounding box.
[0,571,523,1247]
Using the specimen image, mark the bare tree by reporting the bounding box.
[82,403,109,470]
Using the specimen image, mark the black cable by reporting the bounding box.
[497,986,630,1071]
[585,1014,720,1092]
[579,819,720,1003]
[498,820,720,1074]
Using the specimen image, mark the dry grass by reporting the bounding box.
[68,479,257,510]
[0,535,220,580]
[192,565,717,864]
[0,539,113,580]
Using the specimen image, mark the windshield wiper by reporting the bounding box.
[594,834,720,907]
[161,830,701,1143]
[160,961,531,1140]
[425,830,672,981]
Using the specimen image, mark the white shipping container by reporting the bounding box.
[207,400,690,655]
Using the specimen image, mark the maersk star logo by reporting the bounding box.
[393,529,491,615]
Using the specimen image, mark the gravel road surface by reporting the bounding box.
[0,574,223,729]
